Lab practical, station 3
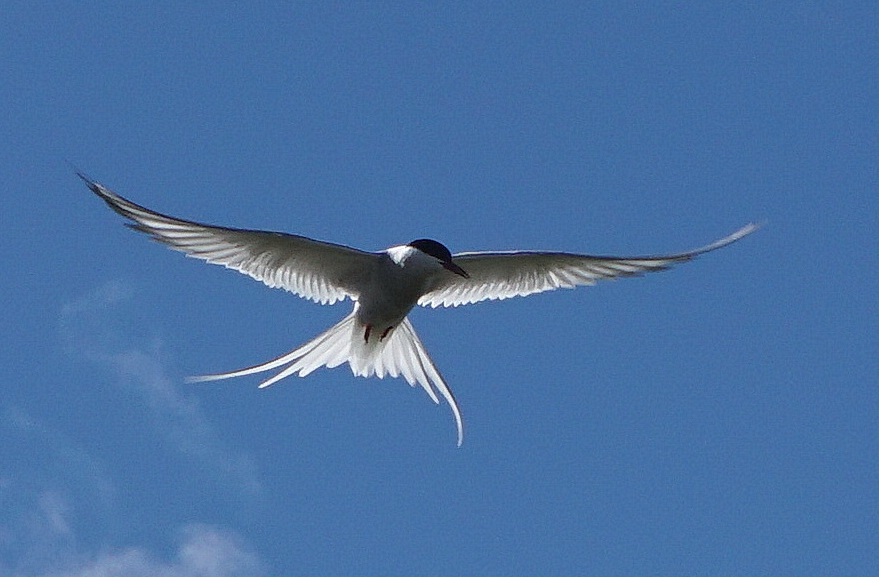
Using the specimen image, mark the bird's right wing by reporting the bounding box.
[82,174,377,304]
[419,224,758,308]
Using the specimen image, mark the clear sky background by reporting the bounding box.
[2,3,876,576]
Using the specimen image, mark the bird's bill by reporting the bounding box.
[443,261,470,278]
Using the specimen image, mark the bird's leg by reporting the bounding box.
[364,325,372,343]
[380,326,394,341]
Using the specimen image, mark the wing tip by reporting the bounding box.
[726,221,763,243]
[68,162,96,189]
[74,169,101,193]
[688,221,762,256]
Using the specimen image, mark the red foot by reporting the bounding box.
[364,325,372,343]
[380,326,393,341]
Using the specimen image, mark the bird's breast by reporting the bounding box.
[355,258,433,327]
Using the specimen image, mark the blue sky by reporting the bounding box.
[2,2,876,575]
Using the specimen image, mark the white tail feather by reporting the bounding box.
[188,311,464,446]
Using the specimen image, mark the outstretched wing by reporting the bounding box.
[82,174,376,304]
[418,224,758,308]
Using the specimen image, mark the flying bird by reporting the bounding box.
[81,173,758,445]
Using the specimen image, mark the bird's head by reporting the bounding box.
[408,239,470,278]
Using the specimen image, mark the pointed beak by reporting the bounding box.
[442,260,470,279]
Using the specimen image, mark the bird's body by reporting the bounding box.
[81,173,758,445]
[357,244,443,341]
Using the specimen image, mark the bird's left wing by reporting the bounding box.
[82,175,376,304]
[418,224,758,308]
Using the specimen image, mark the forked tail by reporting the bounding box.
[188,311,464,446]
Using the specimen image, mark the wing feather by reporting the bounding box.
[82,174,376,304]
[419,224,759,308]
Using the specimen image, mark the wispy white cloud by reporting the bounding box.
[58,281,262,498]
[35,492,72,542]
[2,406,116,510]
[2,282,268,577]
[0,406,265,577]
[27,524,265,577]
[1,407,108,575]
[0,487,78,577]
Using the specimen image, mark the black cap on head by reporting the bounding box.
[408,239,453,263]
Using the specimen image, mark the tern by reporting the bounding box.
[81,173,758,445]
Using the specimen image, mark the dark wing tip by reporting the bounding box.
[66,160,94,187]
[77,172,138,222]
[75,170,117,205]
[74,169,100,192]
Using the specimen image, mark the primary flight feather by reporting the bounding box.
[81,173,758,445]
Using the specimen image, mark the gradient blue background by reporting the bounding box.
[3,3,876,576]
